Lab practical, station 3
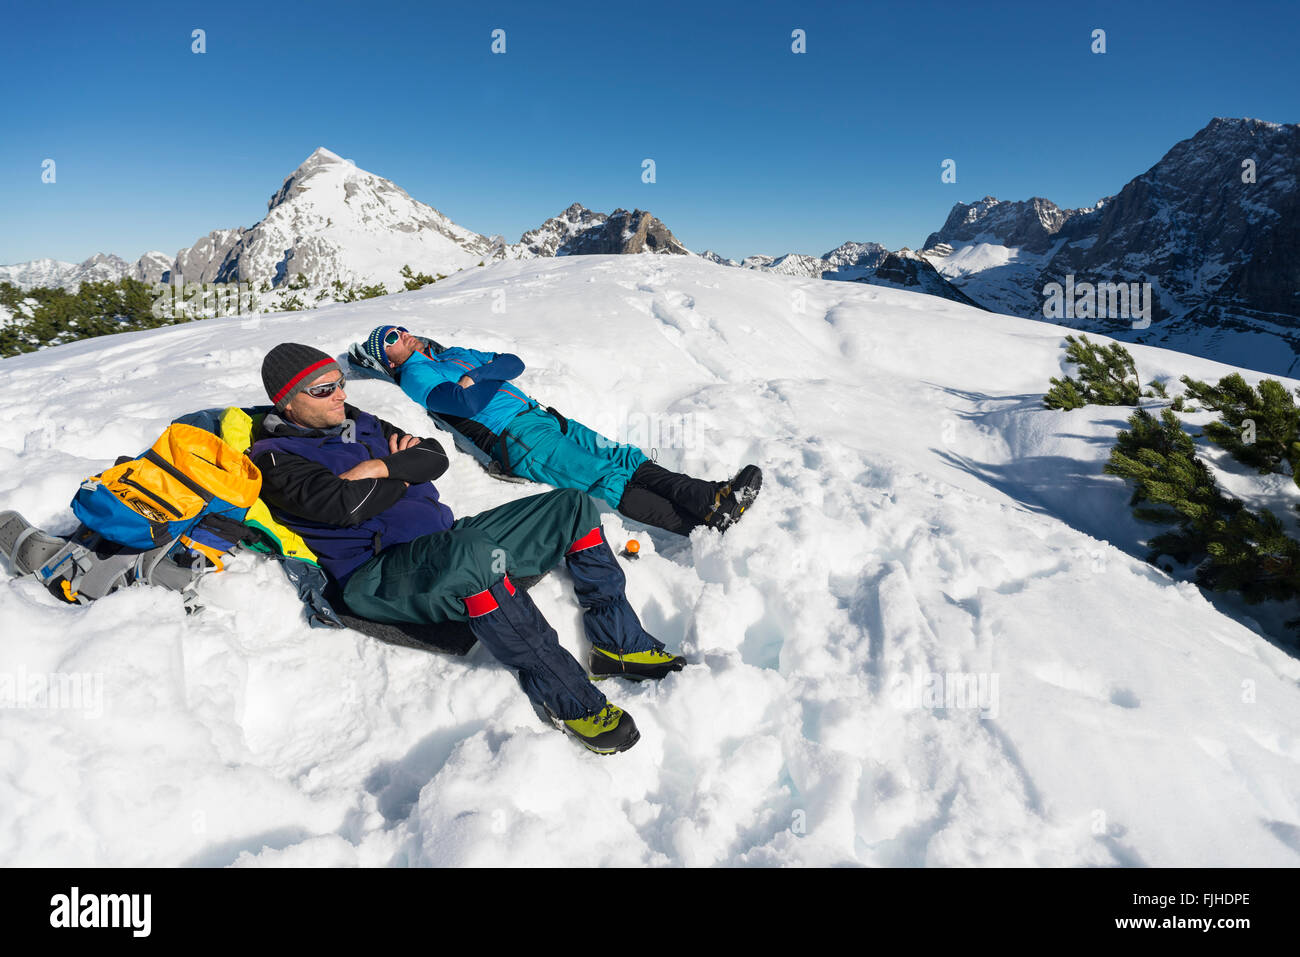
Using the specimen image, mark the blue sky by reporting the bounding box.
[1,0,1296,266]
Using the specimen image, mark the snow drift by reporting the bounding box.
[1,254,1297,867]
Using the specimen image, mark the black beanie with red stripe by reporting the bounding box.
[262,343,342,410]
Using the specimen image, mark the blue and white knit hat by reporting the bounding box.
[362,325,407,370]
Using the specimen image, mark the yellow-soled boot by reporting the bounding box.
[590,645,687,681]
[562,703,640,754]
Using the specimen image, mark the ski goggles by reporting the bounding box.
[302,376,346,398]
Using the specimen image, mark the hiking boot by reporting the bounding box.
[562,703,640,755]
[703,464,763,532]
[590,645,686,681]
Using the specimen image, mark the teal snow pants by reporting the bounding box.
[500,407,649,510]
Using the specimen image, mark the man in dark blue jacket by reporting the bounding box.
[359,325,762,535]
[249,343,686,755]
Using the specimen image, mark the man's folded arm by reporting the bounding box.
[253,449,409,526]
[466,353,524,383]
[366,413,449,482]
[422,379,505,417]
[382,438,449,484]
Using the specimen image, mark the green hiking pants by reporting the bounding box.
[342,487,600,624]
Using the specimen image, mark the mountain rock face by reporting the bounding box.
[132,251,174,284]
[513,203,612,258]
[923,196,1098,253]
[511,204,688,257]
[822,241,890,269]
[571,207,690,255]
[173,229,243,285]
[924,118,1300,375]
[1045,119,1299,342]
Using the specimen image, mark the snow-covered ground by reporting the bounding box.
[1,254,1297,867]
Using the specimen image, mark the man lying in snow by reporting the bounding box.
[356,325,762,535]
[251,343,684,755]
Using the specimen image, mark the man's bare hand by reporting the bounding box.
[339,459,392,480]
[457,374,475,389]
[388,433,420,454]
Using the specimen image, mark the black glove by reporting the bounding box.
[382,438,449,484]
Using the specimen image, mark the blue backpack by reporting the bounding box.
[70,421,263,563]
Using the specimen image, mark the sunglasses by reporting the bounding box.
[302,376,346,399]
[383,327,410,347]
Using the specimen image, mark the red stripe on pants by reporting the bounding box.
[464,574,515,617]
[567,527,604,554]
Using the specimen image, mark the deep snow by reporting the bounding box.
[1,254,1297,866]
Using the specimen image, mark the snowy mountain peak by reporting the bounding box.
[289,146,350,179]
[745,252,827,277]
[267,147,368,212]
[231,149,495,287]
[1205,115,1284,135]
[306,145,347,164]
[81,252,130,270]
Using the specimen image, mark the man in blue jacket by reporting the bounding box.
[359,325,762,536]
[249,343,686,755]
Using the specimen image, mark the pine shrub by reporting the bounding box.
[1044,334,1149,409]
[1105,406,1300,609]
[1179,373,1300,476]
[400,265,443,291]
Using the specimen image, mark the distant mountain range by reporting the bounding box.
[701,242,985,307]
[4,117,1296,374]
[918,118,1300,375]
[0,149,688,303]
[0,147,984,310]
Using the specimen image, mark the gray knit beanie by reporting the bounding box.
[262,343,341,409]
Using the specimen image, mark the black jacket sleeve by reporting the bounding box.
[252,447,410,527]
[382,438,449,484]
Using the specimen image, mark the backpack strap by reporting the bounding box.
[143,449,214,503]
[134,545,205,602]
